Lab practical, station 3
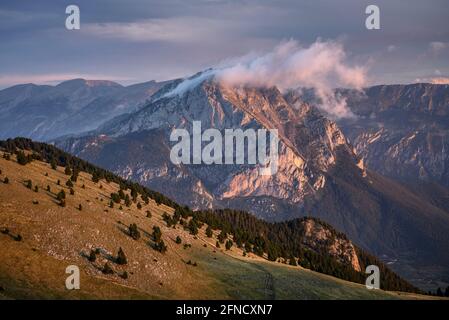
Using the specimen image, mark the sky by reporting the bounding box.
[0,0,448,89]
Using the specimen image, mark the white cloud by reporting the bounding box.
[414,76,449,84]
[166,40,367,119]
[82,17,228,43]
[387,45,397,52]
[216,39,367,118]
[429,41,448,55]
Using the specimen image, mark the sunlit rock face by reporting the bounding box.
[58,77,358,216]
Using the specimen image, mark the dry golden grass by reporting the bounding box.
[0,152,443,300]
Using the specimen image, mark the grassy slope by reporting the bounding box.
[0,153,438,300]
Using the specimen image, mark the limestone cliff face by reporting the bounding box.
[338,83,449,187]
[58,76,359,217]
[302,219,361,272]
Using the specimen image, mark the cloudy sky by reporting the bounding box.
[0,0,448,88]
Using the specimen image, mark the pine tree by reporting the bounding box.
[88,249,96,262]
[116,247,128,265]
[176,236,182,244]
[78,204,82,211]
[102,262,114,274]
[137,202,142,210]
[188,219,198,235]
[66,179,73,188]
[129,223,141,240]
[34,185,38,192]
[17,151,28,165]
[124,194,131,207]
[26,180,32,189]
[47,185,50,192]
[92,172,100,183]
[225,239,233,250]
[3,177,9,184]
[152,226,162,242]
[110,193,121,203]
[206,226,213,238]
[70,172,78,182]
[289,256,298,266]
[64,166,72,175]
[109,200,114,208]
[69,188,75,195]
[50,158,57,170]
[57,189,66,201]
[445,286,449,297]
[154,240,167,253]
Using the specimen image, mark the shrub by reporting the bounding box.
[57,179,60,185]
[78,204,82,211]
[64,166,72,175]
[116,247,128,265]
[46,185,50,192]
[146,210,152,218]
[66,180,73,188]
[175,236,182,244]
[34,185,38,192]
[60,199,66,207]
[109,200,114,208]
[26,180,32,189]
[14,234,22,242]
[69,188,75,195]
[225,240,233,250]
[3,177,9,184]
[120,271,128,280]
[32,200,39,205]
[137,202,142,210]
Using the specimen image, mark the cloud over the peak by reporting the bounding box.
[216,40,367,118]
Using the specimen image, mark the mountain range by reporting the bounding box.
[0,78,172,140]
[1,77,449,292]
